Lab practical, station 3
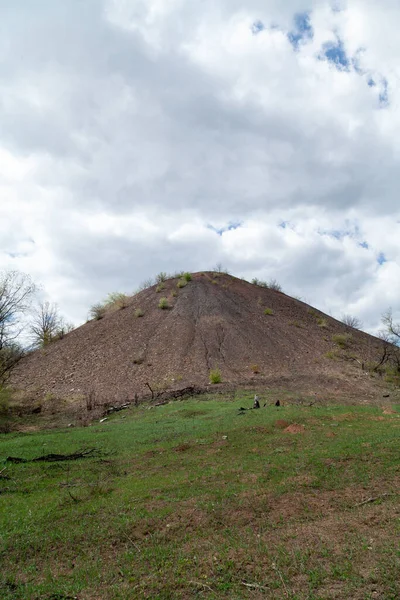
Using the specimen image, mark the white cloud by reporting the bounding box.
[0,0,400,334]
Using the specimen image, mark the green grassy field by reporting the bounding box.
[1,391,400,599]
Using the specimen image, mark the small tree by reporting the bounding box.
[382,309,400,344]
[267,279,282,292]
[341,314,362,329]
[30,302,72,347]
[0,270,36,347]
[213,263,229,274]
[372,310,400,378]
[0,343,24,385]
[0,270,36,382]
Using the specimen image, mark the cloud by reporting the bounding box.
[0,0,400,334]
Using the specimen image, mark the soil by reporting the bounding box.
[284,424,306,434]
[10,272,389,404]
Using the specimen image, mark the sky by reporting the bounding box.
[0,0,399,333]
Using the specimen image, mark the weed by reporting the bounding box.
[289,320,304,328]
[134,308,144,318]
[156,283,165,293]
[106,292,129,309]
[156,272,168,283]
[177,279,187,289]
[209,368,222,384]
[332,333,352,349]
[264,308,274,316]
[158,297,169,310]
[317,317,328,328]
[89,303,106,320]
[182,272,192,282]
[251,364,260,374]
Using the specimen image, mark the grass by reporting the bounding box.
[158,297,169,309]
[134,308,144,318]
[332,333,352,349]
[264,308,274,316]
[209,368,222,384]
[1,392,400,599]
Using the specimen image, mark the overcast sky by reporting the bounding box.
[1,0,399,333]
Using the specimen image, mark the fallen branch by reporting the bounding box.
[242,582,268,591]
[0,467,10,480]
[106,403,131,415]
[6,448,101,464]
[355,492,395,507]
[189,581,213,592]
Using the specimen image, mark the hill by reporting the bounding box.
[10,272,386,404]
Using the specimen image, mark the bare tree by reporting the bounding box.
[372,310,400,378]
[213,263,230,274]
[0,270,36,382]
[0,270,36,347]
[341,314,363,329]
[382,308,400,343]
[30,302,73,347]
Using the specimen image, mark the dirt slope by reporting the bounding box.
[10,273,385,402]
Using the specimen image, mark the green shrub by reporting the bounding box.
[209,368,222,384]
[156,283,165,293]
[134,308,144,318]
[171,291,178,297]
[264,308,274,316]
[158,297,169,310]
[156,272,168,283]
[177,279,187,289]
[332,333,352,349]
[182,272,192,282]
[106,292,129,309]
[89,303,107,320]
[317,317,328,328]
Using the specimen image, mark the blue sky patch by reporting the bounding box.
[251,20,265,35]
[377,252,387,265]
[288,12,313,49]
[379,79,389,107]
[359,241,369,249]
[321,38,349,68]
[208,222,242,236]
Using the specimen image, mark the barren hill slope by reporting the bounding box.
[11,273,385,402]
